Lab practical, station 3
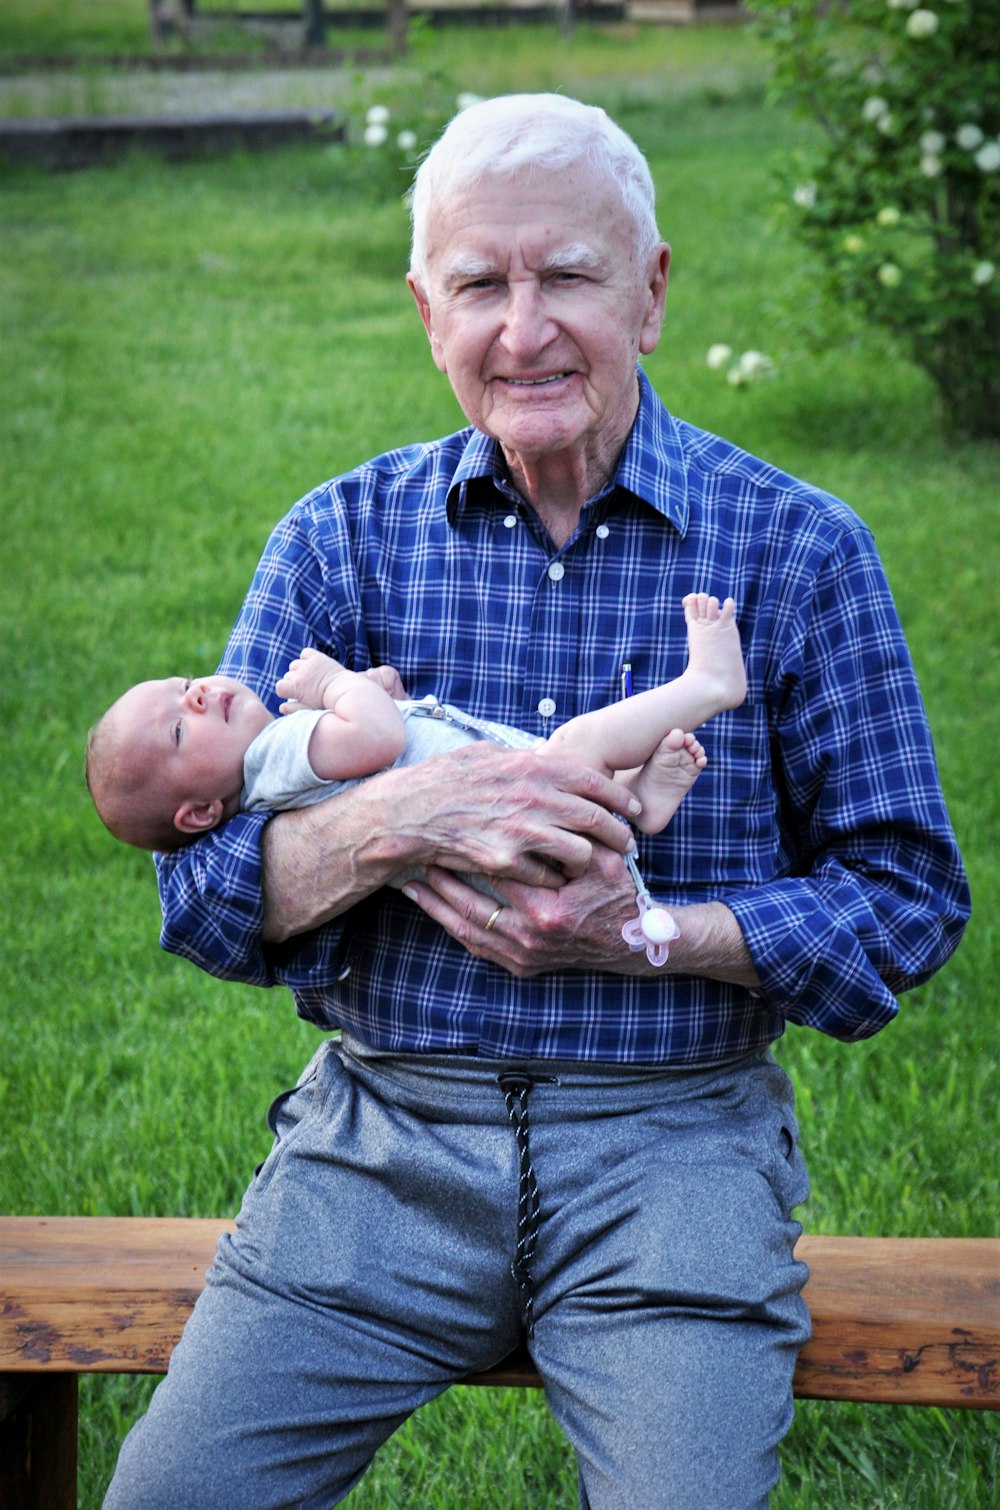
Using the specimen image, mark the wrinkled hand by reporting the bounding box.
[377,739,641,891]
[383,737,647,977]
[404,843,646,978]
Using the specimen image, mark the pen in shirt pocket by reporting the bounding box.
[620,661,633,700]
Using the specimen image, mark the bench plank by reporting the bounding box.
[1,1218,998,1409]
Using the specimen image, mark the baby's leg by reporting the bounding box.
[627,730,707,836]
[543,595,745,781]
[680,593,746,715]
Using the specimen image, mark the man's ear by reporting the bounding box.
[174,797,225,836]
[638,243,671,357]
[406,272,448,374]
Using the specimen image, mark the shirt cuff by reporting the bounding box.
[156,813,274,985]
[725,880,900,1041]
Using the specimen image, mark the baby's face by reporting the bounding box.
[116,675,273,808]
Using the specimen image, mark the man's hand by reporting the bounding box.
[389,741,642,886]
[261,738,642,942]
[403,844,643,975]
[404,851,761,987]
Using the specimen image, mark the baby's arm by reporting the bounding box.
[276,649,407,782]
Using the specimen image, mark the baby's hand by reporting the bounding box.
[276,648,345,714]
[365,664,408,700]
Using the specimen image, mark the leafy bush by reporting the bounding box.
[746,0,999,438]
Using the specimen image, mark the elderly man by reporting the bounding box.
[105,95,968,1508]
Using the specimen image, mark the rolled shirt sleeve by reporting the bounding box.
[724,524,969,1039]
[155,494,360,989]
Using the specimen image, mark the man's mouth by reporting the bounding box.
[503,373,571,387]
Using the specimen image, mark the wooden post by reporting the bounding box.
[386,0,408,56]
[304,0,326,48]
[0,1374,78,1510]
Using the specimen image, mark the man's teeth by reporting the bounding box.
[507,374,567,386]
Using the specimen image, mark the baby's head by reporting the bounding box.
[87,675,273,852]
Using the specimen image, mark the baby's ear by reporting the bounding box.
[174,798,225,836]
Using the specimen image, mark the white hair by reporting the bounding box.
[408,93,661,285]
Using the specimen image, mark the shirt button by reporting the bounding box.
[503,514,517,529]
[596,524,610,539]
[537,697,557,718]
[547,562,565,581]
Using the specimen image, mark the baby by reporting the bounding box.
[87,593,746,856]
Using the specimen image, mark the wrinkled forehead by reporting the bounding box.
[433,156,622,225]
[424,163,640,273]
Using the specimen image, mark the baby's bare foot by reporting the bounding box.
[631,729,707,835]
[681,593,747,712]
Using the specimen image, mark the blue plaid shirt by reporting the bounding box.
[157,371,969,1064]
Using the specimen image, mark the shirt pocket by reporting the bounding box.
[646,703,781,891]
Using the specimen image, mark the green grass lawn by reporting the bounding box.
[1,24,997,1508]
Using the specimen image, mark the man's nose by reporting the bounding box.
[500,282,555,358]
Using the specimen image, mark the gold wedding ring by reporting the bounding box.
[484,905,504,932]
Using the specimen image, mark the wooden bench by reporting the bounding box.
[2,1219,997,1508]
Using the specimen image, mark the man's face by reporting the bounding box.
[408,160,669,474]
[115,675,272,815]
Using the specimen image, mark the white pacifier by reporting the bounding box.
[620,849,680,967]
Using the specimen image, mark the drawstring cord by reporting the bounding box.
[497,1072,545,1336]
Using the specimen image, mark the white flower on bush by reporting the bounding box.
[887,0,918,9]
[956,123,985,150]
[366,105,390,126]
[737,350,775,379]
[877,112,897,136]
[920,154,943,176]
[878,262,903,287]
[706,343,733,370]
[363,123,389,147]
[906,9,940,36]
[792,182,817,209]
[920,129,946,155]
[971,261,995,286]
[876,206,902,227]
[396,130,417,152]
[726,351,776,387]
[455,92,484,111]
[975,141,1000,172]
[862,96,890,124]
[843,233,866,253]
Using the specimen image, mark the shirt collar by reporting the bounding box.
[445,368,690,534]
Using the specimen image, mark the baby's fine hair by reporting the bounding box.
[408,92,661,285]
[86,704,189,854]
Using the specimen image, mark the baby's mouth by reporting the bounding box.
[221,693,233,723]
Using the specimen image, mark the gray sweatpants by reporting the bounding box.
[104,1034,811,1509]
